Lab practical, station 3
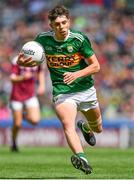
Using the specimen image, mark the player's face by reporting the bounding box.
[50,15,70,40]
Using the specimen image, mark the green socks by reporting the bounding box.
[82,122,90,133]
[76,152,88,162]
[76,152,86,158]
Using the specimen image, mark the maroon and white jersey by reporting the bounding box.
[10,56,42,101]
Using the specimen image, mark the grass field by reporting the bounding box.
[0,146,134,179]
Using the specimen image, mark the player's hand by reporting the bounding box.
[37,85,45,95]
[17,53,38,67]
[23,71,33,80]
[63,72,80,85]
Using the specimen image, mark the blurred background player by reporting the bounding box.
[10,55,45,152]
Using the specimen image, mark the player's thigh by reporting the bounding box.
[10,101,23,126]
[25,96,40,123]
[54,102,77,128]
[26,106,40,123]
[81,106,102,132]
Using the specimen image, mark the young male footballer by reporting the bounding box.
[17,5,103,174]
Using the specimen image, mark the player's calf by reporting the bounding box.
[88,117,103,133]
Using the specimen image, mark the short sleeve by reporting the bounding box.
[80,35,94,58]
[11,56,20,74]
[34,34,41,44]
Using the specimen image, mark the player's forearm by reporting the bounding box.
[38,71,45,86]
[10,74,24,82]
[37,71,45,94]
[78,62,100,78]
[78,54,100,78]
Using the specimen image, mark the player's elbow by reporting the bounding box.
[94,63,100,73]
[97,63,100,72]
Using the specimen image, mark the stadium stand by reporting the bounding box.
[0,0,134,130]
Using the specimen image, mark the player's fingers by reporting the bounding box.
[18,53,24,59]
[24,57,32,62]
[63,72,67,76]
[63,73,72,79]
[26,60,38,67]
[65,79,74,85]
[63,72,71,76]
[63,75,70,81]
[64,76,74,84]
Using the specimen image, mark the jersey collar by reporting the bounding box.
[54,30,70,42]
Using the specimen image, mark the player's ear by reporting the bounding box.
[49,20,53,29]
[68,18,71,26]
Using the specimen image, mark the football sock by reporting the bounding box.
[12,139,16,146]
[82,122,91,133]
[76,152,88,162]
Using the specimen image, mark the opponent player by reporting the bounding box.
[17,5,103,174]
[10,56,45,151]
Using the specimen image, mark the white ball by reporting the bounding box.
[21,41,45,64]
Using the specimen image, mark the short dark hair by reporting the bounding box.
[48,5,70,22]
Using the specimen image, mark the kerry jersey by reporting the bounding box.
[35,29,94,96]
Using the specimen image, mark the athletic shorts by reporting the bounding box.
[10,96,40,111]
[53,86,99,111]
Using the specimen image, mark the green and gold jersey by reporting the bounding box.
[35,29,94,96]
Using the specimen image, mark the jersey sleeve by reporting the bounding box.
[11,64,20,75]
[34,34,47,65]
[34,34,42,44]
[80,35,94,58]
[11,56,20,74]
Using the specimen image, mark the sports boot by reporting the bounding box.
[71,154,93,174]
[77,120,96,146]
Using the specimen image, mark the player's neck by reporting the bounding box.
[54,30,70,42]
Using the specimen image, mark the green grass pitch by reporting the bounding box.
[0,146,134,179]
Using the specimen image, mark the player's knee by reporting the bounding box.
[62,121,75,133]
[27,114,40,125]
[28,117,40,125]
[30,119,40,125]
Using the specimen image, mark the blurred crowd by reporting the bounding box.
[0,0,134,121]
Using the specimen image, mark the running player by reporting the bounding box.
[10,56,45,151]
[17,5,103,174]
